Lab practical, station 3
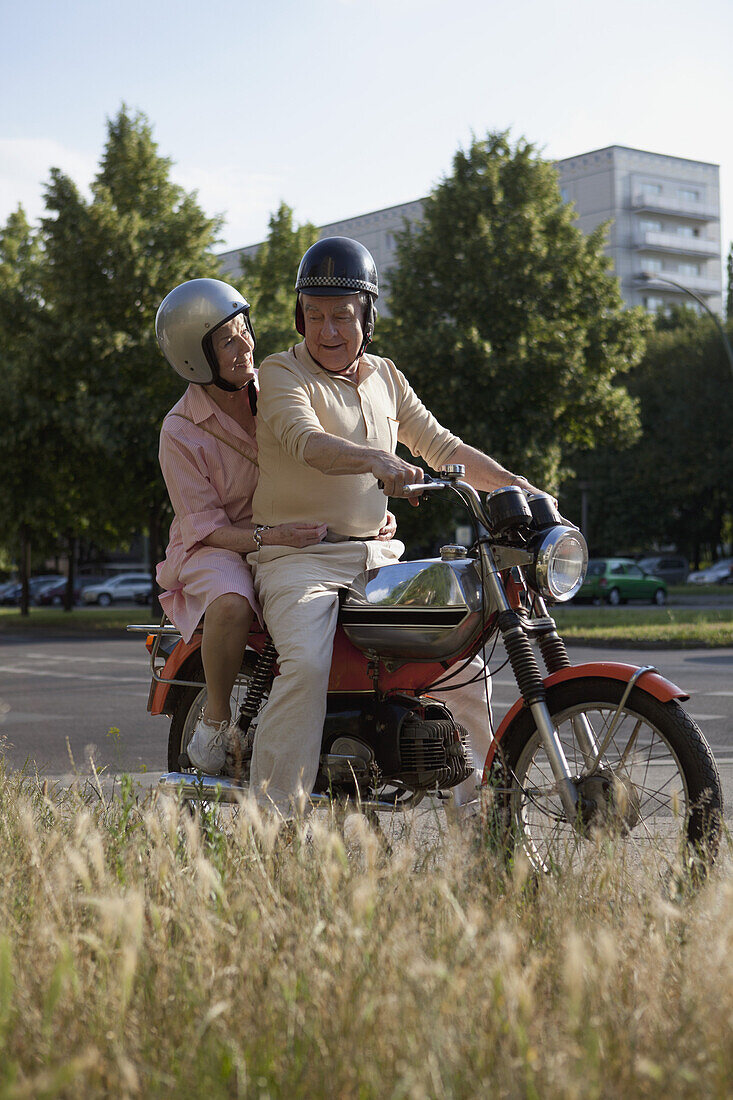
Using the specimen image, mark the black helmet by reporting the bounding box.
[294,237,378,354]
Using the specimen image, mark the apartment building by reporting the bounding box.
[217,198,425,317]
[218,146,722,316]
[556,145,722,314]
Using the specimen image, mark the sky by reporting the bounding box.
[1,0,732,291]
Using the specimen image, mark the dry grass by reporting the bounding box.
[0,763,731,1099]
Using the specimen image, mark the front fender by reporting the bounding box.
[485,662,689,769]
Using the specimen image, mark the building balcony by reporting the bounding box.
[634,230,720,257]
[630,192,719,221]
[634,269,721,297]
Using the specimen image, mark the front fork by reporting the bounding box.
[481,546,599,821]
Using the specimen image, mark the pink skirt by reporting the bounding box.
[156,544,261,643]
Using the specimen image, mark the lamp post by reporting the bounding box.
[638,271,733,381]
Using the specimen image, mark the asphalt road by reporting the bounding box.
[0,632,732,817]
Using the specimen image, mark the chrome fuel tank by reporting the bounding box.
[340,556,485,658]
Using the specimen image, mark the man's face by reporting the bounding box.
[301,293,364,373]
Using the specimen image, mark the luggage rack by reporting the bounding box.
[127,614,205,689]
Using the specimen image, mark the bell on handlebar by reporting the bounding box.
[526,492,562,530]
[485,485,533,534]
[438,464,466,480]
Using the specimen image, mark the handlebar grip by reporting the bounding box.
[376,473,433,490]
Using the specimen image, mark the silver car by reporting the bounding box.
[81,573,152,606]
[687,558,733,585]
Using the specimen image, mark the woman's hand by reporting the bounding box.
[266,522,328,548]
[377,511,397,541]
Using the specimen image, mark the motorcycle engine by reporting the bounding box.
[319,695,473,794]
[397,712,473,790]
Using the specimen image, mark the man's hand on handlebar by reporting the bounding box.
[372,453,425,505]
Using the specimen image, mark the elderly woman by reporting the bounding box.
[154,278,395,774]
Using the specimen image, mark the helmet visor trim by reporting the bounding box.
[295,275,378,296]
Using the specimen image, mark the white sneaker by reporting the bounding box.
[187,713,230,774]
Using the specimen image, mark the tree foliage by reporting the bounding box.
[0,107,223,599]
[377,133,649,550]
[563,313,733,564]
[0,207,68,604]
[240,203,318,362]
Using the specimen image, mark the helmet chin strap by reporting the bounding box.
[213,375,250,393]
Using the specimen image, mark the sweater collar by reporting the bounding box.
[293,341,377,384]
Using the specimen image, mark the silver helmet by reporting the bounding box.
[155,278,256,390]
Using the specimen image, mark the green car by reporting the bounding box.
[577,558,667,606]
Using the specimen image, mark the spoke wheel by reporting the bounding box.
[492,678,722,879]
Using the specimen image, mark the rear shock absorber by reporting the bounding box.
[236,639,277,734]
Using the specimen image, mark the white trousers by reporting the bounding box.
[249,542,492,815]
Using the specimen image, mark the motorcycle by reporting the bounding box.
[129,466,723,872]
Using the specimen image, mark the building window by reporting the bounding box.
[675,225,699,238]
[560,186,570,202]
[642,258,663,273]
[641,182,662,197]
[677,262,700,276]
[640,219,662,233]
[677,188,700,202]
[643,296,665,311]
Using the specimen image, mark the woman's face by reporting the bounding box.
[211,312,255,387]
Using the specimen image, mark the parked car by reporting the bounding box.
[0,575,63,606]
[0,580,18,602]
[576,558,668,606]
[81,572,152,606]
[687,558,733,585]
[637,555,689,587]
[34,577,83,606]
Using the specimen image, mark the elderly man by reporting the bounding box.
[248,237,547,817]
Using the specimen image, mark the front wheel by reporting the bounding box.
[653,588,666,606]
[97,593,112,607]
[491,678,723,877]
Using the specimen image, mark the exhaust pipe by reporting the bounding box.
[157,772,418,813]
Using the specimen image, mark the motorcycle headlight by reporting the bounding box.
[529,526,588,602]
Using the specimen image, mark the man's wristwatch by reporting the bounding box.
[252,524,271,549]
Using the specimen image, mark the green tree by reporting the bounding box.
[379,132,648,550]
[0,207,79,611]
[565,314,733,564]
[240,202,318,361]
[38,107,223,593]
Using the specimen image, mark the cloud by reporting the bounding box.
[0,138,97,226]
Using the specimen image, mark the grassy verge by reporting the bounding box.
[0,606,152,634]
[0,770,731,1097]
[552,606,733,648]
[4,603,733,647]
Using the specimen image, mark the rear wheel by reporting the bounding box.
[606,587,622,606]
[168,651,269,781]
[491,678,722,878]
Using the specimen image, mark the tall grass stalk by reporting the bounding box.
[0,763,731,1098]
